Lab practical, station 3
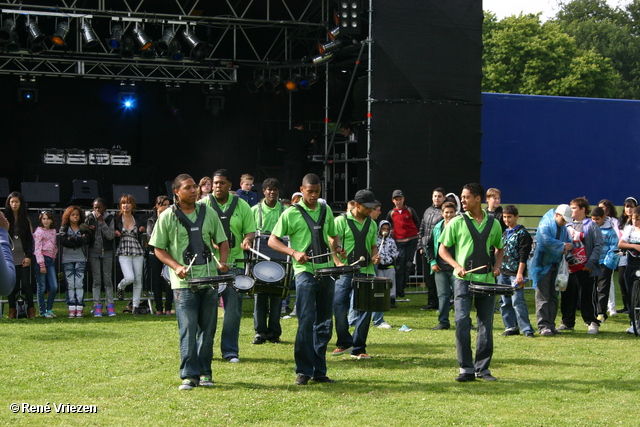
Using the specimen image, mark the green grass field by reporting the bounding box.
[2,288,639,426]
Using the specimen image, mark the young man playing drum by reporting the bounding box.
[251,178,286,344]
[438,183,504,382]
[332,189,380,359]
[150,174,230,390]
[200,169,256,363]
[268,173,346,386]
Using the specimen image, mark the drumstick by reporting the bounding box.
[465,264,488,274]
[349,256,365,266]
[185,254,198,273]
[308,252,335,260]
[211,252,223,269]
[249,247,271,261]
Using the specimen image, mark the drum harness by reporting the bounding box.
[293,202,330,267]
[341,212,372,269]
[208,194,239,249]
[461,213,495,276]
[172,205,213,291]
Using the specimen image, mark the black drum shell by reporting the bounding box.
[352,277,392,312]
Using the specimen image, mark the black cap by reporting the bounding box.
[392,189,404,198]
[354,189,378,208]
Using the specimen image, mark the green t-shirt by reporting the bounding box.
[271,201,337,275]
[334,211,377,275]
[199,195,256,268]
[148,204,227,289]
[251,200,285,234]
[439,209,504,283]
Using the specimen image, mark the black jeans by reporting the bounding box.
[561,270,598,327]
[149,253,173,312]
[8,264,34,308]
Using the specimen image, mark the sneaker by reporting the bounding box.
[252,335,267,345]
[377,322,392,329]
[106,303,116,317]
[431,323,450,330]
[94,304,103,318]
[132,306,140,316]
[476,373,498,381]
[525,332,535,338]
[540,328,554,336]
[351,353,371,360]
[227,357,240,363]
[178,378,198,390]
[626,325,636,334]
[608,309,617,317]
[165,310,173,315]
[199,376,214,387]
[68,306,76,318]
[501,329,520,336]
[557,324,574,331]
[117,287,124,300]
[75,307,83,318]
[587,322,599,335]
[155,311,163,316]
[295,374,311,386]
[455,373,476,382]
[331,347,352,356]
[398,325,412,332]
[47,310,57,318]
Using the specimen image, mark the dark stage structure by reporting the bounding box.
[0,0,483,215]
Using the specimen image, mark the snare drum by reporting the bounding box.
[232,274,255,293]
[468,281,514,296]
[352,276,392,311]
[254,233,290,262]
[249,260,288,298]
[314,265,361,279]
[187,274,234,289]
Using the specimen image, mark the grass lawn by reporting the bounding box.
[1,289,639,426]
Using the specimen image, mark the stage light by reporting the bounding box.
[5,31,19,52]
[28,38,44,54]
[283,75,300,92]
[107,25,123,49]
[118,82,137,109]
[263,75,281,92]
[246,75,265,93]
[0,19,16,41]
[299,73,318,90]
[339,0,361,34]
[25,19,44,44]
[182,27,204,52]
[140,45,156,59]
[133,23,152,50]
[120,35,135,58]
[157,28,176,52]
[328,26,341,41]
[51,21,70,46]
[168,39,183,60]
[318,39,342,55]
[18,77,38,104]
[81,20,99,48]
[312,53,334,66]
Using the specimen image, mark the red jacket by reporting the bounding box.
[387,206,420,240]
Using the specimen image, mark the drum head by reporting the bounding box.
[234,275,255,291]
[253,261,286,284]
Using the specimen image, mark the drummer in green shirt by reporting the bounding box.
[438,183,503,383]
[251,178,287,344]
[150,174,229,390]
[199,169,256,364]
[269,173,346,386]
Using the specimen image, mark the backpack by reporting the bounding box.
[15,296,28,319]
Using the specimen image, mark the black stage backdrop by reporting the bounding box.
[369,0,483,215]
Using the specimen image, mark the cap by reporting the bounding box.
[392,189,404,198]
[354,189,379,208]
[556,204,572,223]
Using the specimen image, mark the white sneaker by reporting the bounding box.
[227,357,240,363]
[587,322,599,335]
[627,325,636,334]
[377,322,392,329]
[608,310,617,317]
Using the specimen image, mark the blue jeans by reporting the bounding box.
[174,286,218,380]
[498,274,534,334]
[220,268,244,359]
[334,273,372,355]
[294,272,334,377]
[434,270,455,327]
[64,262,86,307]
[454,278,495,375]
[394,238,418,297]
[37,256,58,314]
[254,293,282,339]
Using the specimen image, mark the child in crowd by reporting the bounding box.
[197,176,212,200]
[376,220,399,309]
[34,211,58,318]
[60,205,90,318]
[497,205,535,337]
[591,207,619,323]
[86,198,116,317]
[486,188,506,231]
[236,173,259,207]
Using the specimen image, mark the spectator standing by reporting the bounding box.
[147,195,173,315]
[418,187,445,310]
[386,189,420,298]
[33,211,58,318]
[617,197,637,314]
[237,174,259,207]
[86,198,116,317]
[590,207,619,324]
[60,205,90,318]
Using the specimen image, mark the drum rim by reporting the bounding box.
[188,274,234,284]
[352,276,392,283]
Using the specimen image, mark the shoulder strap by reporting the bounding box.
[293,203,329,263]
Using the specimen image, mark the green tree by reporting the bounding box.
[482,13,620,97]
